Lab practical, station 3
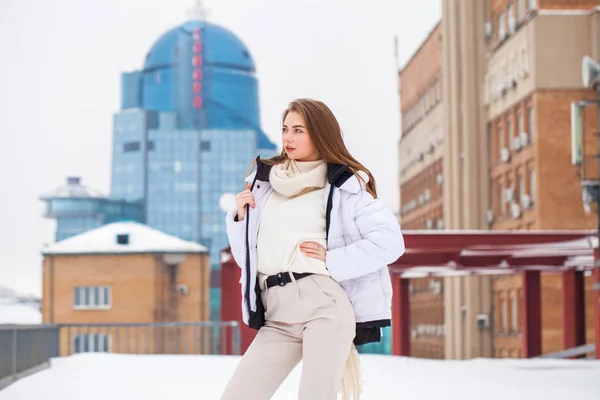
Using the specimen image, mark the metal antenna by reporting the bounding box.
[186,0,210,21]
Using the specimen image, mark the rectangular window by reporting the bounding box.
[147,141,155,151]
[517,111,523,135]
[529,168,536,201]
[84,287,90,305]
[518,0,526,19]
[73,286,111,309]
[527,106,535,143]
[200,141,211,151]
[518,172,524,202]
[499,182,505,216]
[102,286,110,306]
[73,287,81,306]
[498,12,506,40]
[508,3,516,32]
[519,43,530,77]
[73,334,110,353]
[93,286,101,306]
[507,118,514,149]
[501,298,508,333]
[123,141,141,152]
[511,297,518,332]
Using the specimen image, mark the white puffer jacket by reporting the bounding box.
[225,158,405,343]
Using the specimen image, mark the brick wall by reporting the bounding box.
[410,278,445,359]
[538,0,600,10]
[535,89,598,230]
[401,159,444,229]
[400,23,442,135]
[490,96,537,230]
[493,273,597,357]
[43,252,210,355]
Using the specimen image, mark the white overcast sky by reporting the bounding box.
[0,0,440,296]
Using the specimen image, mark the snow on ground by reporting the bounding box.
[1,353,599,399]
[0,300,41,324]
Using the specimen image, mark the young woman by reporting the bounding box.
[222,99,405,400]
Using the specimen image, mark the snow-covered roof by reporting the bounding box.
[42,221,208,255]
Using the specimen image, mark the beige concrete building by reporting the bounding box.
[441,0,494,360]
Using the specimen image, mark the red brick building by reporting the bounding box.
[398,23,446,359]
[399,0,600,359]
[484,0,600,356]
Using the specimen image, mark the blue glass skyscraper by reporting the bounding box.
[42,19,278,328]
[112,20,277,324]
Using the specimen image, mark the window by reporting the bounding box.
[511,297,518,332]
[200,140,211,151]
[147,141,155,151]
[529,168,536,201]
[519,43,530,77]
[527,106,535,142]
[116,234,129,245]
[517,111,523,135]
[518,172,524,202]
[518,0,526,19]
[507,118,514,148]
[499,182,505,215]
[73,286,111,309]
[174,161,182,172]
[509,53,518,83]
[501,298,508,333]
[508,3,516,32]
[73,334,110,353]
[123,141,140,152]
[498,12,506,40]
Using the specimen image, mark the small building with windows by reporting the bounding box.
[40,221,210,355]
[40,176,143,242]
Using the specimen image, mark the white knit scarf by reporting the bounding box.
[269,159,327,197]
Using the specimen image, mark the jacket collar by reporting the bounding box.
[248,156,364,194]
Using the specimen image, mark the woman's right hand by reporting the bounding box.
[235,183,255,221]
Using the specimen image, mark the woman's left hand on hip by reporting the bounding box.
[300,241,326,261]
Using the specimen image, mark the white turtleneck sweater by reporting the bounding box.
[257,159,330,287]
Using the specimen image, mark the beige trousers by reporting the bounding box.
[221,274,356,400]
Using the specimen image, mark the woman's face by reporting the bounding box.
[282,111,320,161]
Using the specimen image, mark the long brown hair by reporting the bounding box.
[256,99,377,198]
